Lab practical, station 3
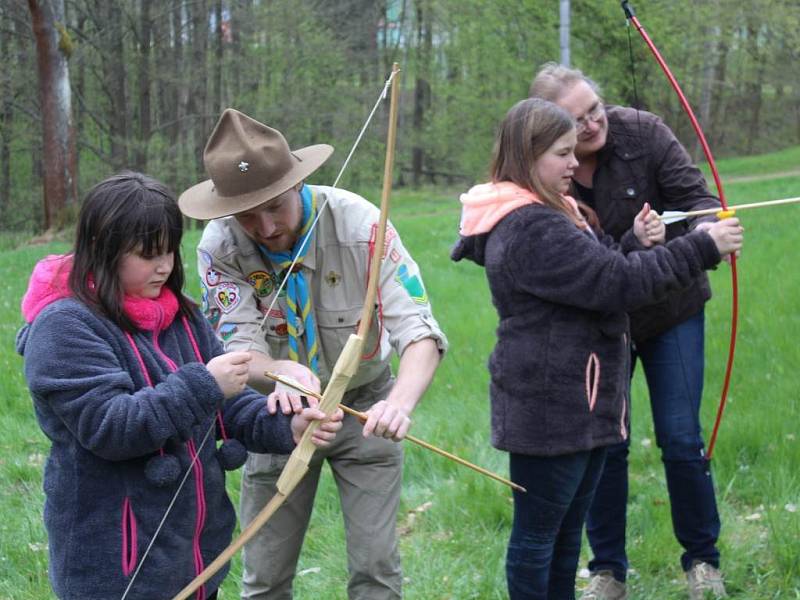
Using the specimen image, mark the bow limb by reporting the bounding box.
[172,63,402,600]
[622,2,738,460]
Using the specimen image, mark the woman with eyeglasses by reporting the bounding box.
[530,63,729,600]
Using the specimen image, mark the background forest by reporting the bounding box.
[2,0,800,235]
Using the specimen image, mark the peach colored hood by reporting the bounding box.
[459,181,583,235]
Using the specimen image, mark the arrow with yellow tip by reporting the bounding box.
[658,196,800,225]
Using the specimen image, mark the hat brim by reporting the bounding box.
[178,144,334,220]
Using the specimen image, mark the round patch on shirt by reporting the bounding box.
[214,282,241,313]
[205,267,221,287]
[247,270,274,297]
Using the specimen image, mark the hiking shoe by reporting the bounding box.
[580,570,628,600]
[686,561,727,599]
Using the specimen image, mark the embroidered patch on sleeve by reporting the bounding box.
[200,282,209,312]
[205,267,221,287]
[395,263,428,305]
[247,270,274,297]
[369,223,398,258]
[219,323,238,341]
[214,282,241,313]
[206,307,221,328]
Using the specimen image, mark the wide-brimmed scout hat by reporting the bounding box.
[178,108,333,220]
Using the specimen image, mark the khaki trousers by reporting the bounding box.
[240,372,403,600]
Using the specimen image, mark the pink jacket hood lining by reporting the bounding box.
[459,181,584,235]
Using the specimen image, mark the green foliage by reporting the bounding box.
[6,0,800,234]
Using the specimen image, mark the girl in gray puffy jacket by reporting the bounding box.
[17,172,342,599]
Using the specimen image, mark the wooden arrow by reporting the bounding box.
[659,196,800,224]
[266,371,527,493]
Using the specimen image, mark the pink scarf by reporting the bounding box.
[22,254,179,331]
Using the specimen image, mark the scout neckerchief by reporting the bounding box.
[259,185,319,373]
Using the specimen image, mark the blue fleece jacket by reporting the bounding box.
[16,260,295,600]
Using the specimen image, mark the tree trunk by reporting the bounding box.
[171,0,185,143]
[135,0,153,171]
[412,0,432,187]
[96,0,128,169]
[694,21,717,161]
[230,0,250,99]
[28,0,78,231]
[189,0,208,177]
[213,0,223,115]
[710,36,729,150]
[72,11,86,190]
[745,22,765,155]
[1,7,13,215]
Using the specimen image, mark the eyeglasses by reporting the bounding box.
[575,102,604,134]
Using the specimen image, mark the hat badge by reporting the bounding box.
[238,160,250,173]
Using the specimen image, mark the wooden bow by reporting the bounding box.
[172,63,402,600]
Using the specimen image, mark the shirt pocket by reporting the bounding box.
[316,306,383,381]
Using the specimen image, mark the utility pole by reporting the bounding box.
[560,0,570,66]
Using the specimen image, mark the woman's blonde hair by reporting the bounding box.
[529,62,601,102]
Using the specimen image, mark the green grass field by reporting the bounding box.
[1,150,799,599]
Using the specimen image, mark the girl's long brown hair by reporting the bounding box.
[68,171,195,331]
[489,98,585,227]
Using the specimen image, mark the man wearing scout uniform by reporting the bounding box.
[178,108,447,600]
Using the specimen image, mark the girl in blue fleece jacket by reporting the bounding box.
[16,172,342,600]
[451,99,743,600]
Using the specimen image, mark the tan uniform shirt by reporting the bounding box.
[197,185,447,391]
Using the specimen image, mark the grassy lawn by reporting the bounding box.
[1,148,799,598]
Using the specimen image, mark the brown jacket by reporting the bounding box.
[573,105,721,342]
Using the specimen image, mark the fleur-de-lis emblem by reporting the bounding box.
[238,161,249,172]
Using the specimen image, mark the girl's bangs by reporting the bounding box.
[123,201,182,257]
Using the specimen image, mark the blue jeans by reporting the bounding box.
[586,310,721,581]
[507,448,607,600]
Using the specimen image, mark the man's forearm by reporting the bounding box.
[385,338,441,414]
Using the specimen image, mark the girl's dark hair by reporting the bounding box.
[489,97,585,226]
[68,171,194,331]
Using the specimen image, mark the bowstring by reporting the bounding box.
[120,422,216,600]
[247,68,399,348]
[120,69,399,600]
